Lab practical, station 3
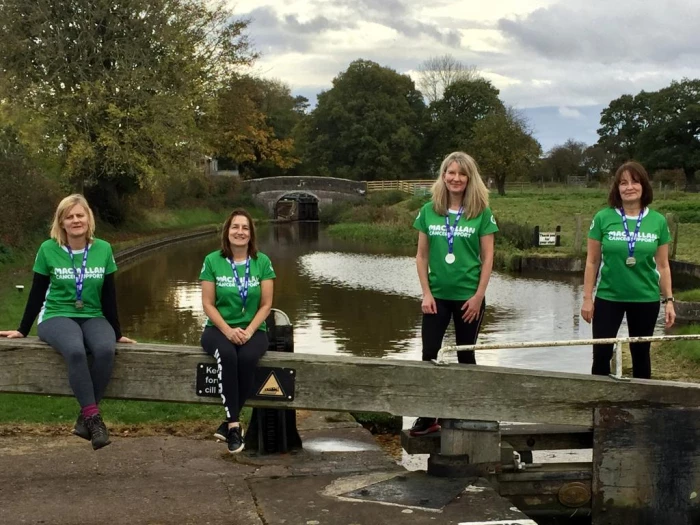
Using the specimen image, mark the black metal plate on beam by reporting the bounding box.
[196,364,295,401]
[341,472,471,510]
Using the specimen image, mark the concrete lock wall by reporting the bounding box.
[243,177,366,217]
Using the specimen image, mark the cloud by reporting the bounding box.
[558,106,583,119]
[497,0,700,65]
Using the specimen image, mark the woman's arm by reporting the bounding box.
[655,243,675,328]
[101,273,136,343]
[416,232,436,314]
[15,273,50,336]
[581,239,601,323]
[461,234,494,322]
[244,279,274,338]
[201,280,241,344]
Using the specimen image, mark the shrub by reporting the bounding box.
[367,190,406,207]
[497,220,535,249]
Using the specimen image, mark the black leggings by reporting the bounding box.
[201,326,268,423]
[592,297,660,379]
[422,298,486,364]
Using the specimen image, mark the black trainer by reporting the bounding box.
[227,426,244,454]
[72,414,90,441]
[213,421,228,442]
[409,417,440,437]
[84,414,111,450]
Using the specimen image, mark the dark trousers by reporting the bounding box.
[201,326,268,423]
[591,297,660,379]
[422,298,487,364]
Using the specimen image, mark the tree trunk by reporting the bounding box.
[684,166,697,192]
[496,175,506,196]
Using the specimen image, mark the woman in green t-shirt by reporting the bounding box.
[0,194,135,450]
[200,208,276,454]
[581,161,675,378]
[410,151,499,436]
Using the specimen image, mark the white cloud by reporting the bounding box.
[558,106,583,119]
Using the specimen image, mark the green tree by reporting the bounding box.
[425,78,503,171]
[214,76,303,178]
[0,0,255,222]
[304,59,426,181]
[470,108,542,196]
[597,79,700,187]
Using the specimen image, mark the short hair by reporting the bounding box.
[431,151,489,218]
[608,161,654,208]
[49,194,96,246]
[220,208,258,260]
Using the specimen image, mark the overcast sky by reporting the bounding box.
[232,0,700,152]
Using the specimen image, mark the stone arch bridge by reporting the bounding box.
[242,176,366,218]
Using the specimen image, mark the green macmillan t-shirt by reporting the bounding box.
[589,207,671,303]
[199,250,276,331]
[413,202,499,301]
[33,238,117,323]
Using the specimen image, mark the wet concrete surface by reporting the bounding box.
[0,412,537,525]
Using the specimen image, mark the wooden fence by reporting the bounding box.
[365,179,433,194]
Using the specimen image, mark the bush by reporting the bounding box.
[367,190,407,207]
[652,169,686,189]
[658,203,700,224]
[319,201,353,225]
[406,194,431,211]
[497,220,535,249]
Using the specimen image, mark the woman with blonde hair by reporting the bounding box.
[410,152,498,436]
[0,194,135,450]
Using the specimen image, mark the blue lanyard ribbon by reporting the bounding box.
[444,206,464,254]
[228,257,251,312]
[620,208,644,259]
[66,244,90,303]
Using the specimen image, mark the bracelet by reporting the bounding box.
[662,297,675,304]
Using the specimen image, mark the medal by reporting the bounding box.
[66,244,90,311]
[620,208,644,269]
[228,256,250,314]
[444,206,464,265]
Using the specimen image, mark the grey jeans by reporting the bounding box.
[37,316,116,407]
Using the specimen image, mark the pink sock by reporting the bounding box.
[81,404,99,418]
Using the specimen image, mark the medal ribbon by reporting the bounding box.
[66,244,90,305]
[619,208,644,261]
[228,257,251,312]
[444,206,464,255]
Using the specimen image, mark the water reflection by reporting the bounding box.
[116,223,668,375]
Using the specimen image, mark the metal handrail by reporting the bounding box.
[433,334,700,379]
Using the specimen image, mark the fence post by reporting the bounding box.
[574,214,583,255]
[555,225,561,247]
[666,213,679,260]
[533,225,540,247]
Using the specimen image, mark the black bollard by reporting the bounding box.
[244,309,302,454]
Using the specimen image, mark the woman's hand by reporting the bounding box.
[226,327,251,345]
[581,298,594,324]
[118,336,137,344]
[0,330,24,338]
[664,302,676,329]
[461,294,484,323]
[421,292,437,314]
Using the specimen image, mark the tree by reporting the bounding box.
[0,0,255,222]
[470,108,542,195]
[597,79,700,187]
[425,78,503,171]
[417,54,479,104]
[213,76,302,177]
[304,59,426,181]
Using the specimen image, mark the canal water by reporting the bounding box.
[116,223,668,375]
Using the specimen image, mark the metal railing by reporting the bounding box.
[434,334,700,380]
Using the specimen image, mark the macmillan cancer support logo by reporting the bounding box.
[54,267,106,279]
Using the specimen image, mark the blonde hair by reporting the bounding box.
[431,152,489,218]
[50,194,96,246]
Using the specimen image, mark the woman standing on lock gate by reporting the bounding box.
[581,161,675,379]
[411,151,499,437]
[200,208,275,454]
[0,194,136,450]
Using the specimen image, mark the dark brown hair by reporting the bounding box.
[220,208,258,259]
[608,161,654,208]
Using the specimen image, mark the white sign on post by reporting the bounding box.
[538,233,557,246]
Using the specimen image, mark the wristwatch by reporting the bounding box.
[662,297,675,304]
